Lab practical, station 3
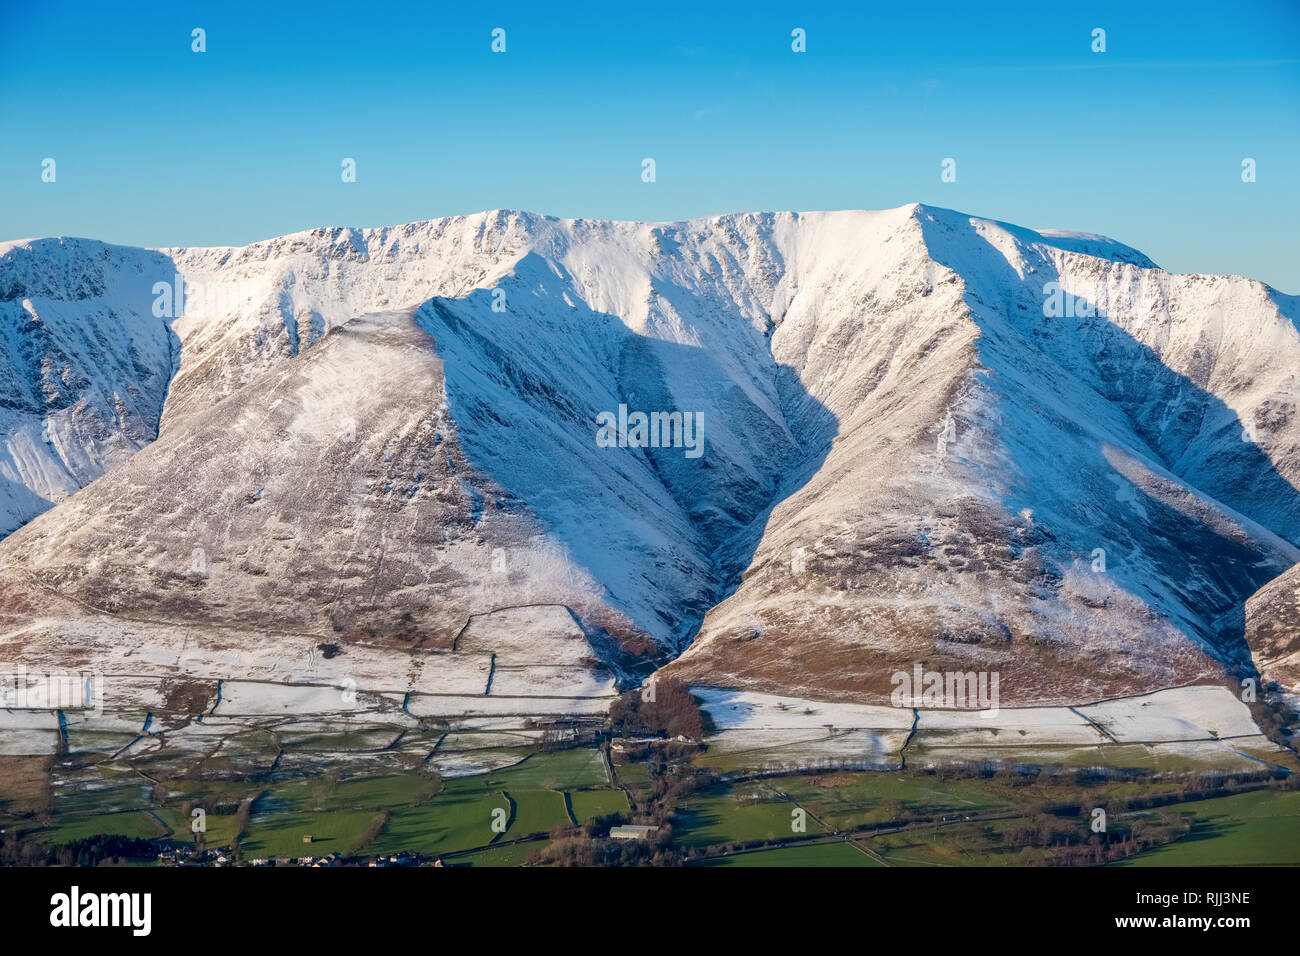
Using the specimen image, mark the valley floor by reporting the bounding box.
[1,685,1296,867]
[1,746,1296,868]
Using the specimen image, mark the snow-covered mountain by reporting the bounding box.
[0,239,178,535]
[1,204,1297,707]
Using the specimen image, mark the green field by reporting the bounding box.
[241,808,377,858]
[452,841,548,867]
[343,752,608,858]
[767,773,1010,829]
[505,789,569,837]
[690,841,884,867]
[870,819,1052,867]
[611,759,652,784]
[34,809,166,844]
[327,774,438,810]
[1117,790,1300,867]
[677,787,825,848]
[364,780,509,857]
[49,776,155,817]
[478,749,609,790]
[154,807,244,847]
[569,788,629,822]
[18,751,626,860]
[10,737,1296,868]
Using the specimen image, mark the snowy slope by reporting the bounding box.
[156,214,533,429]
[1245,562,1300,701]
[0,310,632,655]
[665,207,1300,704]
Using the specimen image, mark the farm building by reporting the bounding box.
[610,825,659,840]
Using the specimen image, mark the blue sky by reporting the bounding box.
[2,0,1298,290]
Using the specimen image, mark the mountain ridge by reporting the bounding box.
[1,204,1297,708]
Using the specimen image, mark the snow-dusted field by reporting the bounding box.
[0,709,60,730]
[0,727,60,756]
[457,605,600,667]
[692,687,914,731]
[702,728,911,772]
[210,681,407,718]
[0,593,621,765]
[425,750,530,778]
[8,616,496,697]
[695,683,1287,772]
[489,666,617,698]
[405,693,612,719]
[915,707,1105,747]
[438,731,550,752]
[1077,685,1262,742]
[0,666,1284,776]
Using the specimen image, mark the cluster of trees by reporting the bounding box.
[1002,809,1195,866]
[529,725,710,867]
[0,831,166,867]
[1237,677,1297,749]
[226,796,255,860]
[645,747,707,807]
[911,761,1288,803]
[347,809,391,856]
[609,677,704,740]
[529,816,678,867]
